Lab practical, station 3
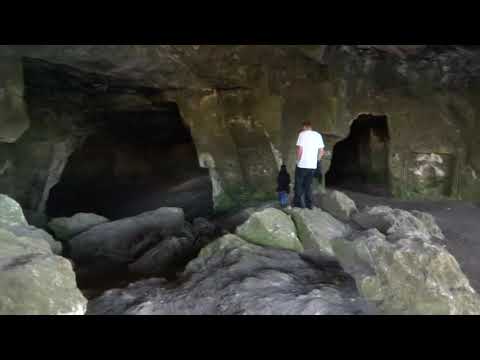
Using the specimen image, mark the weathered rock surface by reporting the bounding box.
[1,44,480,314]
[128,234,195,278]
[333,229,480,315]
[288,207,350,256]
[48,213,110,241]
[68,207,185,269]
[0,194,27,226]
[24,210,49,230]
[128,222,210,278]
[213,201,280,232]
[0,194,62,254]
[0,195,86,315]
[2,45,480,220]
[236,208,303,252]
[319,190,358,222]
[353,206,445,242]
[1,221,62,255]
[86,199,480,316]
[0,58,30,143]
[192,217,224,246]
[0,234,86,315]
[333,204,478,315]
[88,235,370,315]
[411,210,446,241]
[196,234,251,259]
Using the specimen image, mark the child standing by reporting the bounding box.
[277,165,291,208]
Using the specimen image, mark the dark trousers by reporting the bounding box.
[293,167,316,209]
[278,191,289,207]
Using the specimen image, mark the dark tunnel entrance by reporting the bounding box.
[47,104,213,221]
[326,114,391,196]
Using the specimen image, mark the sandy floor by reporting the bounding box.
[333,189,480,292]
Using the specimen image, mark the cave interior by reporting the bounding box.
[326,114,391,197]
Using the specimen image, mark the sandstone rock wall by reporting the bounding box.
[1,45,479,214]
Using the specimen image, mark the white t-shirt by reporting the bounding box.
[296,130,325,169]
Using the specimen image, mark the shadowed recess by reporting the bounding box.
[327,115,391,197]
[47,106,212,221]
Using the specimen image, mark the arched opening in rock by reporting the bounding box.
[326,114,391,196]
[46,105,213,221]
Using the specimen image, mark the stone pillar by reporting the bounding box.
[175,89,284,211]
[175,90,245,211]
[0,57,30,143]
[37,137,79,214]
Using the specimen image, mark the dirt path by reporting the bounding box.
[332,189,480,292]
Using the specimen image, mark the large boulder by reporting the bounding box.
[0,227,87,315]
[68,207,185,269]
[0,194,62,255]
[352,206,445,242]
[0,194,27,226]
[197,234,253,259]
[128,225,201,278]
[48,213,110,242]
[192,217,225,247]
[213,201,280,232]
[288,208,350,256]
[1,221,63,255]
[319,190,358,222]
[411,211,445,241]
[88,235,370,315]
[332,229,480,315]
[236,208,303,252]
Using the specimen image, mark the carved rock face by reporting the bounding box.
[1,44,480,218]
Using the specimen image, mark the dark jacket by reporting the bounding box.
[277,169,291,193]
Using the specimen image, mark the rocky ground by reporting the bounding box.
[87,235,372,315]
[4,45,480,315]
[336,189,480,293]
[86,190,480,315]
[0,195,87,315]
[3,188,480,315]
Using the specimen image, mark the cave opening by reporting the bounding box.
[46,105,213,221]
[326,114,391,196]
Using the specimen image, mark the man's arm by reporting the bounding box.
[318,133,325,160]
[296,132,304,164]
[318,148,325,160]
[297,146,303,163]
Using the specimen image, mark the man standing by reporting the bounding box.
[293,121,325,209]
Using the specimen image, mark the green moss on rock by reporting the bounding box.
[236,208,303,252]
